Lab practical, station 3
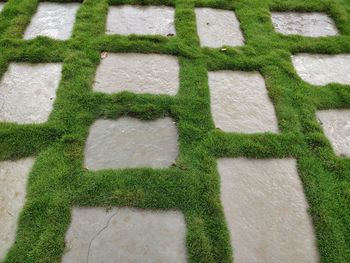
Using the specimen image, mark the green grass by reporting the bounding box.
[1,0,350,262]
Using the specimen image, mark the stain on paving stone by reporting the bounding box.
[217,158,319,263]
[0,63,62,124]
[23,3,80,40]
[271,12,338,37]
[62,207,187,263]
[93,53,179,95]
[84,117,179,170]
[208,71,278,133]
[106,5,175,36]
[0,158,35,261]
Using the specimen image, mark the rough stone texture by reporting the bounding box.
[62,207,187,263]
[0,158,35,261]
[208,71,278,133]
[0,63,62,124]
[24,3,80,40]
[218,158,319,263]
[317,110,350,157]
[94,53,179,95]
[195,8,244,48]
[271,12,338,37]
[292,54,350,86]
[106,5,175,36]
[84,117,179,170]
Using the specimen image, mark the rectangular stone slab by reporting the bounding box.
[0,63,62,124]
[271,12,338,37]
[24,3,80,40]
[217,158,319,263]
[106,5,175,36]
[208,71,278,133]
[93,53,179,95]
[62,207,187,263]
[0,158,35,261]
[195,8,244,48]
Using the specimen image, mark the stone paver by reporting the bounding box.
[0,158,35,261]
[24,3,80,40]
[106,5,175,36]
[0,63,62,124]
[271,12,338,37]
[208,71,278,133]
[195,8,244,48]
[292,54,350,86]
[94,53,179,95]
[62,207,187,263]
[84,117,179,170]
[317,109,350,157]
[217,158,319,263]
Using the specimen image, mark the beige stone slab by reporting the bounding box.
[62,207,187,263]
[271,12,338,37]
[0,158,35,261]
[93,53,179,95]
[317,109,350,157]
[106,5,175,36]
[208,71,278,133]
[24,3,80,40]
[218,158,319,263]
[292,54,350,86]
[195,8,244,48]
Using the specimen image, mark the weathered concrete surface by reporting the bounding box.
[317,109,350,157]
[292,54,350,86]
[94,53,179,95]
[271,12,338,37]
[195,8,244,48]
[62,207,187,263]
[84,117,179,170]
[208,71,278,133]
[0,63,62,124]
[218,158,319,263]
[106,5,175,36]
[0,158,35,261]
[24,3,80,40]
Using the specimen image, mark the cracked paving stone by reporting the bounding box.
[62,207,187,263]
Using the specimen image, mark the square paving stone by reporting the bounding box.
[0,158,35,261]
[84,117,179,170]
[271,12,338,37]
[62,207,187,263]
[217,158,319,263]
[93,53,179,95]
[24,3,80,40]
[195,8,244,48]
[208,71,278,133]
[106,5,175,36]
[0,63,62,124]
[292,54,350,86]
[317,109,350,157]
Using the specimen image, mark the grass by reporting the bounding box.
[0,0,350,262]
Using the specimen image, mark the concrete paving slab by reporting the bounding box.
[195,8,244,48]
[62,207,187,263]
[24,3,80,40]
[271,12,338,37]
[0,158,35,261]
[0,63,62,124]
[106,5,175,36]
[317,109,350,157]
[84,117,179,170]
[217,158,319,263]
[208,71,278,133]
[292,54,350,86]
[93,53,179,95]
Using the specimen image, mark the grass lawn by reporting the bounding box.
[1,0,350,262]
